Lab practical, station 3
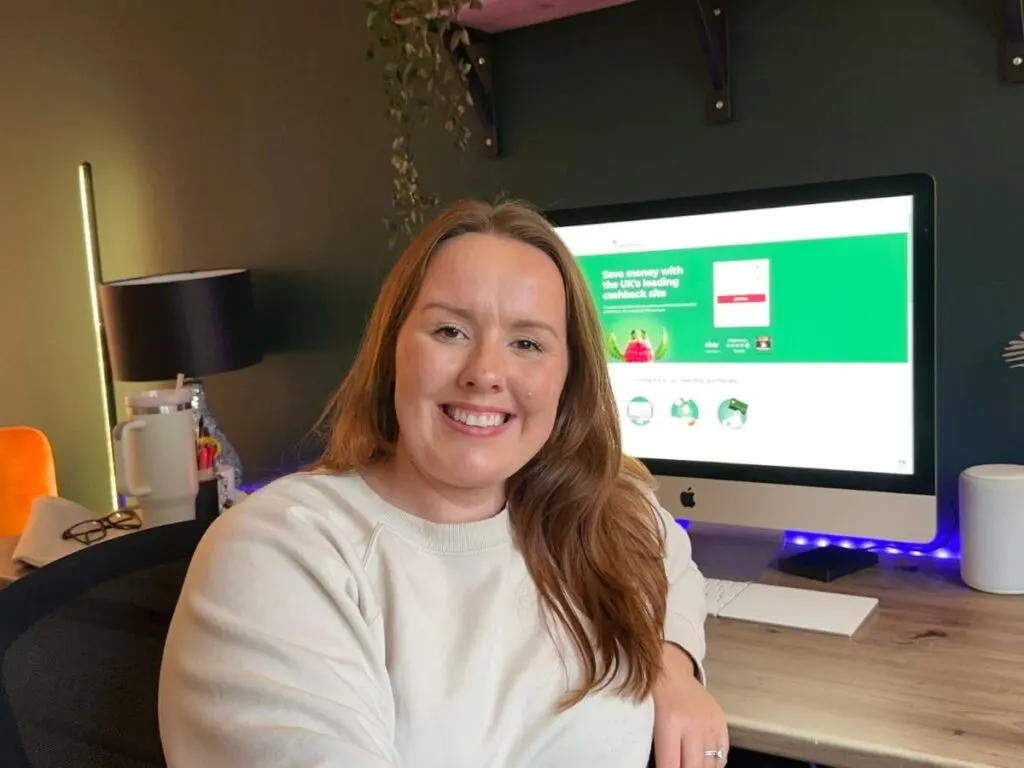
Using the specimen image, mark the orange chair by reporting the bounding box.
[0,426,58,538]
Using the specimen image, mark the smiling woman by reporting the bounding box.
[381,231,570,504]
[157,199,725,768]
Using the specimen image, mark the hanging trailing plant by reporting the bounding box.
[364,0,484,244]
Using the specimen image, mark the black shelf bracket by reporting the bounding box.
[444,28,499,157]
[690,0,731,123]
[1001,0,1024,82]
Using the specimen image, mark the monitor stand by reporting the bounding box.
[686,521,785,583]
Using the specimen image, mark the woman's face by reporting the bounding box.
[392,232,569,495]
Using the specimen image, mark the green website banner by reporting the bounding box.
[577,233,910,364]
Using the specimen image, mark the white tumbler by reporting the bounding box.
[112,388,198,527]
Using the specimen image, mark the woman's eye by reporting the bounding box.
[513,338,542,353]
[434,325,464,341]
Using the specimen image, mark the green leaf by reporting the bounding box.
[654,329,670,361]
[372,2,483,247]
[606,333,624,362]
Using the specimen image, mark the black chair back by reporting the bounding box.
[0,519,211,767]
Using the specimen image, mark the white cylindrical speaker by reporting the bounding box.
[959,464,1024,595]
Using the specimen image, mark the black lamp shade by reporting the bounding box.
[100,268,263,382]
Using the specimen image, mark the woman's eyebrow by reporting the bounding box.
[420,301,560,338]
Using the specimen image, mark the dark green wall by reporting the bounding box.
[228,0,1024,528]
[465,0,1022,529]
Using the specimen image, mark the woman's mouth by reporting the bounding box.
[441,405,512,429]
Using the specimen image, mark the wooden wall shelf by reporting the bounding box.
[440,0,1022,158]
[447,0,733,157]
[457,0,637,34]
[448,0,641,156]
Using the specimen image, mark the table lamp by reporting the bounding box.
[98,268,263,490]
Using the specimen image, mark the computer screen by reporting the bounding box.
[560,196,914,476]
[549,175,937,546]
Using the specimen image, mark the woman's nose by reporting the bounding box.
[458,338,506,392]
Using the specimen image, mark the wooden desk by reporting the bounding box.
[706,556,1024,768]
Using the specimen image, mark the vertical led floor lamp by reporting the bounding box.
[78,162,119,509]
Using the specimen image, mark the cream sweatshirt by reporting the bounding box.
[158,471,707,768]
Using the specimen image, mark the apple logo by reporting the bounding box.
[680,487,696,508]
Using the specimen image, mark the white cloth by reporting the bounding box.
[158,471,707,768]
[11,495,130,568]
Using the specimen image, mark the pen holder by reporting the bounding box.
[195,471,221,522]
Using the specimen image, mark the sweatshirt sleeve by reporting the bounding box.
[656,503,709,684]
[158,497,399,768]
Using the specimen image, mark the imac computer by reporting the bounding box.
[549,174,936,594]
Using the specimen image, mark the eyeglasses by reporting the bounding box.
[62,509,142,545]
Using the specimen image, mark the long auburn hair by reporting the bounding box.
[314,199,668,707]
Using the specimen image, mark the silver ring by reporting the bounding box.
[704,748,725,759]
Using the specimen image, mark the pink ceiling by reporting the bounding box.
[458,0,637,33]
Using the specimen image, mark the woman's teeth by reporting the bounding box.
[443,406,508,428]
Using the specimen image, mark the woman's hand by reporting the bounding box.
[652,643,729,768]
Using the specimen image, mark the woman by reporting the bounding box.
[158,199,728,767]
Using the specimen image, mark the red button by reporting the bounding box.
[716,293,767,304]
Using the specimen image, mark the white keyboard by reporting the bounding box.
[704,577,751,615]
[703,578,879,637]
